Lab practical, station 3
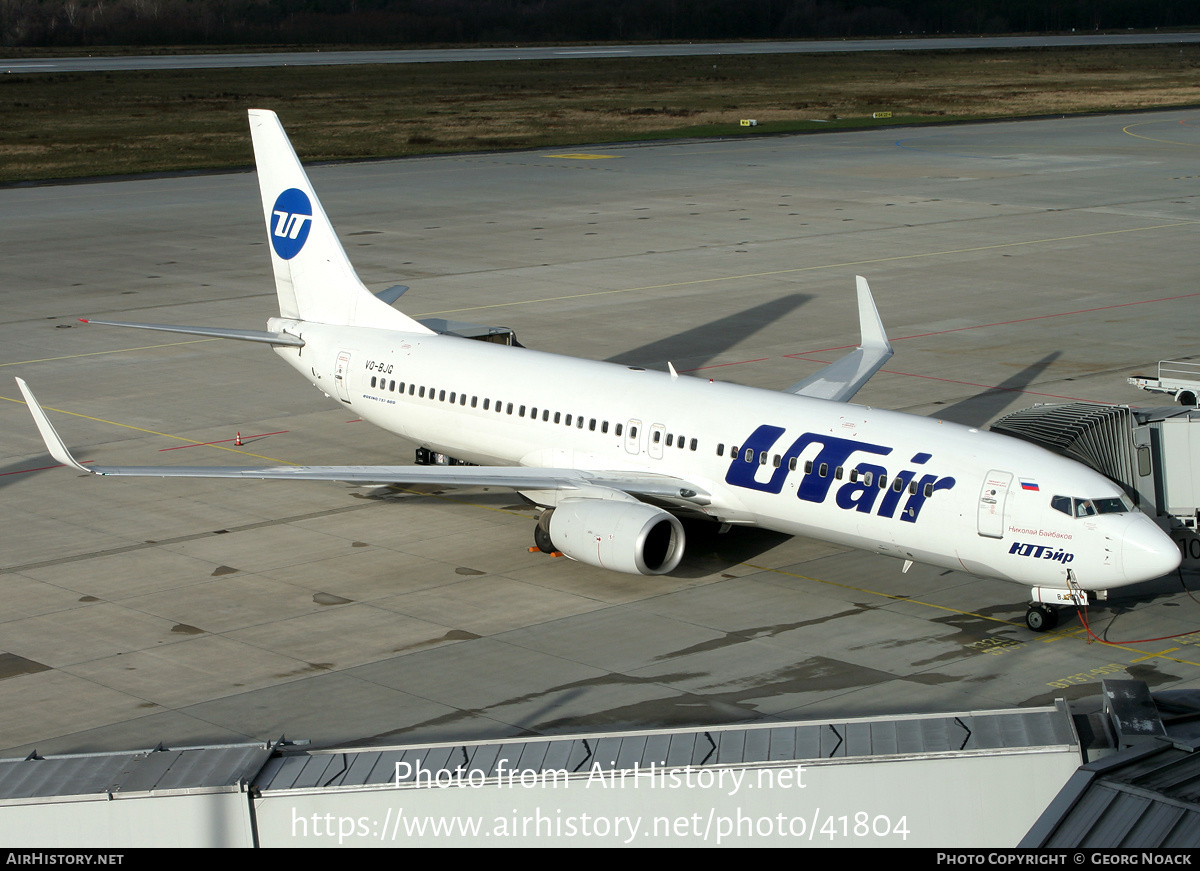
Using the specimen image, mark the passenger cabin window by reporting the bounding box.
[616,423,623,436]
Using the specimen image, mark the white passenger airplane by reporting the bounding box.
[17,109,1181,632]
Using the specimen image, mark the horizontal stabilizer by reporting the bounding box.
[16,378,709,504]
[785,276,893,402]
[375,285,409,305]
[79,319,304,347]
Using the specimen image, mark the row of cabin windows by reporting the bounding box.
[368,376,705,449]
[713,442,935,498]
[656,431,699,451]
[367,377,928,493]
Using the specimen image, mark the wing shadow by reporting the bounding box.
[604,293,812,371]
[931,351,1063,428]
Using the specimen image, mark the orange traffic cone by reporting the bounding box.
[235,432,242,446]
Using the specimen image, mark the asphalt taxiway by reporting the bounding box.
[3,111,1200,757]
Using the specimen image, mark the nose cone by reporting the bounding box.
[1122,516,1182,583]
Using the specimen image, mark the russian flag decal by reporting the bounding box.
[1020,479,1040,492]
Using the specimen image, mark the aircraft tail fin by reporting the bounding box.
[248,109,432,333]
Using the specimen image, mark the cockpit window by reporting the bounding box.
[1053,494,1131,517]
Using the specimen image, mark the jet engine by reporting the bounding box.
[539,499,685,575]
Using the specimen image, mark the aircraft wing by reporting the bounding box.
[784,276,893,402]
[16,379,710,505]
[78,319,305,347]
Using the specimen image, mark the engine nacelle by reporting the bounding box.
[546,499,685,575]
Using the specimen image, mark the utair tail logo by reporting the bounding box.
[270,188,312,260]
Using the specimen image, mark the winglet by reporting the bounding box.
[784,276,894,402]
[15,378,93,473]
[855,275,892,357]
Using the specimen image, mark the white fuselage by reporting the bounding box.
[271,319,1179,593]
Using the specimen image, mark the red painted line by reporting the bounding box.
[786,354,1097,402]
[876,369,1095,404]
[789,291,1200,357]
[347,419,364,423]
[158,430,289,452]
[3,460,95,476]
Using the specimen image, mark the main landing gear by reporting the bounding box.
[533,522,555,555]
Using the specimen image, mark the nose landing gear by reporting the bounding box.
[1025,603,1060,632]
[1025,575,1090,632]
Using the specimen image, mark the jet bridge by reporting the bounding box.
[992,402,1200,567]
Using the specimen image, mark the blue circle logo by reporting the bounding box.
[270,188,313,260]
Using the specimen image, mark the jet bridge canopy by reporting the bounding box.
[991,402,1138,494]
[992,402,1200,562]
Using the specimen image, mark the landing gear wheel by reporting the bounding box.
[533,524,555,555]
[1025,604,1059,632]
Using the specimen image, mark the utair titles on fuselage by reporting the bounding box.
[16,108,1180,634]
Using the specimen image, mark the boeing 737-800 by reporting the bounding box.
[17,109,1182,632]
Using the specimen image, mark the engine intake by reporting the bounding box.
[545,499,685,575]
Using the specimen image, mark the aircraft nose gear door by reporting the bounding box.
[333,350,353,404]
[977,470,1013,538]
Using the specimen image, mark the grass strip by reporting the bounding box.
[3,44,1200,182]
